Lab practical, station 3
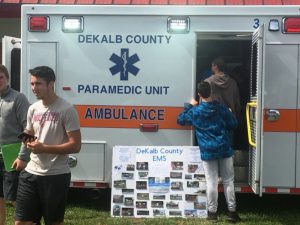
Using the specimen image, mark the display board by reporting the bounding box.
[111,146,207,218]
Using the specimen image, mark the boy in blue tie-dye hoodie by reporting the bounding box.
[177,81,241,223]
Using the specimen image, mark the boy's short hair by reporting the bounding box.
[29,66,56,84]
[0,64,9,79]
[212,57,226,72]
[197,81,211,98]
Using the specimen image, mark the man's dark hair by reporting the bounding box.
[197,81,211,98]
[0,64,9,79]
[29,66,56,84]
[212,57,226,72]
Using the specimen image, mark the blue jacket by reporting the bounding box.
[177,101,237,161]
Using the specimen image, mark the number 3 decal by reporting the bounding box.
[253,18,260,29]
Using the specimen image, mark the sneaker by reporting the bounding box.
[207,211,218,223]
[227,211,241,223]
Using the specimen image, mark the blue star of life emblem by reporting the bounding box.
[109,48,140,81]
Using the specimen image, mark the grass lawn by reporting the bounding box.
[5,189,300,225]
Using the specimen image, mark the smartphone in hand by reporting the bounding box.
[17,132,37,142]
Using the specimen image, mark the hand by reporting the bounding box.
[12,158,28,171]
[190,99,198,106]
[27,141,44,154]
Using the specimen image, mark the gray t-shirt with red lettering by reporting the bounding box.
[25,97,80,176]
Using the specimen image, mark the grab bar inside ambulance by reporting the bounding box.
[246,102,257,148]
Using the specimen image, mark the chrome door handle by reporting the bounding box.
[265,109,280,122]
[68,155,77,168]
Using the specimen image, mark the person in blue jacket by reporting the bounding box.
[177,81,241,223]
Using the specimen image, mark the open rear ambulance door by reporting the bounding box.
[247,25,265,195]
[261,24,299,193]
[1,36,21,91]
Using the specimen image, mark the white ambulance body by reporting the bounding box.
[8,5,300,195]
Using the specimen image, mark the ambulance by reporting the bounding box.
[3,5,300,196]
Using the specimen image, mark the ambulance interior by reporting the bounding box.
[196,33,252,184]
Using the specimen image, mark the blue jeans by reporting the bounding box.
[203,156,237,213]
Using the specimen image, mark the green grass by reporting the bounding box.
[5,190,300,225]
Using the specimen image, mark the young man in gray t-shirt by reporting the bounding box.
[15,66,81,225]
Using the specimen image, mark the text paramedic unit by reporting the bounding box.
[78,84,170,95]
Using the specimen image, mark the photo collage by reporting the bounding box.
[111,146,207,218]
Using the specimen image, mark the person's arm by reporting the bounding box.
[27,129,81,154]
[177,99,197,126]
[222,105,238,130]
[13,94,31,171]
[15,94,31,161]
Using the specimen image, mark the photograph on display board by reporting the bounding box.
[195,189,207,195]
[194,174,205,181]
[184,209,197,217]
[136,201,148,209]
[170,194,183,200]
[153,209,165,217]
[136,181,148,190]
[113,195,124,204]
[187,181,200,188]
[188,164,199,173]
[137,211,150,216]
[170,181,183,191]
[124,197,134,206]
[138,171,148,178]
[171,161,183,170]
[114,180,126,189]
[122,172,134,179]
[185,194,198,202]
[194,201,206,210]
[169,211,182,216]
[166,201,179,209]
[137,162,149,170]
[151,201,164,208]
[113,205,121,216]
[148,177,170,193]
[126,164,135,171]
[122,208,134,217]
[185,174,193,179]
[137,193,149,200]
[122,188,134,194]
[170,172,183,179]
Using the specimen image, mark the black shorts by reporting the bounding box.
[15,170,71,224]
[0,159,19,201]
